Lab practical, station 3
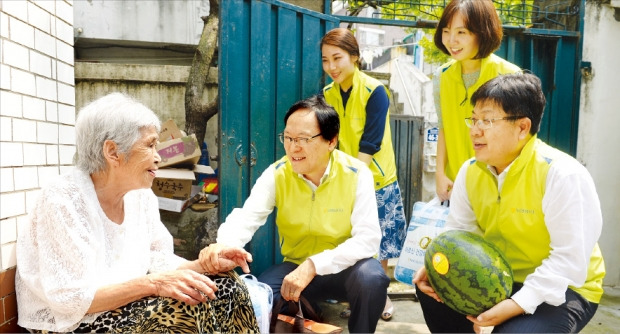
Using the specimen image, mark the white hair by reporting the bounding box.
[74,93,161,174]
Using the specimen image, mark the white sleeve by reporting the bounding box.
[144,190,187,272]
[216,165,276,247]
[16,179,98,331]
[511,160,602,314]
[310,165,381,275]
[433,68,443,127]
[445,160,482,234]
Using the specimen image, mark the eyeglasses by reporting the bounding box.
[278,133,322,146]
[464,116,523,130]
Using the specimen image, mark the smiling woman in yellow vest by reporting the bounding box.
[414,73,605,333]
[433,0,520,201]
[320,27,406,321]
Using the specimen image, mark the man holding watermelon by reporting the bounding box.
[413,72,606,333]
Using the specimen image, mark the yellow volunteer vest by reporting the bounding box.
[323,68,397,190]
[273,149,364,264]
[440,54,520,181]
[465,137,605,303]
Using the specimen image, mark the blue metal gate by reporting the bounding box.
[496,31,581,155]
[219,0,339,275]
[219,0,585,275]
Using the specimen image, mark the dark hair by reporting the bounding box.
[434,0,503,59]
[320,28,361,68]
[284,95,340,141]
[471,72,545,135]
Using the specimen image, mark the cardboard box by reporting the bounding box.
[152,168,195,200]
[159,119,184,142]
[157,196,190,213]
[156,134,201,168]
[193,164,215,175]
[156,187,202,213]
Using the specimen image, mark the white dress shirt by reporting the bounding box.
[447,155,602,314]
[216,158,381,276]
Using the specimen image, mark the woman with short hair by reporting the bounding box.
[433,0,521,202]
[16,93,259,333]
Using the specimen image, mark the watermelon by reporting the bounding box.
[424,230,513,315]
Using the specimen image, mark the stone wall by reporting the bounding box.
[75,62,220,170]
[160,208,219,260]
[280,0,324,13]
[579,0,620,287]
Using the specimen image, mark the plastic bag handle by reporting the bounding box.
[426,196,449,209]
[241,274,257,281]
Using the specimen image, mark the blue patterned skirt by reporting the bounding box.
[376,180,407,260]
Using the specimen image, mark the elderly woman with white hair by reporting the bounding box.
[15,93,259,333]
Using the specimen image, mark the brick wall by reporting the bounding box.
[0,1,75,332]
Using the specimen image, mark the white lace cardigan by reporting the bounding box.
[15,168,187,332]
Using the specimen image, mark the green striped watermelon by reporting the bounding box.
[424,230,513,315]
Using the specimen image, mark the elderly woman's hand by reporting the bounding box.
[148,269,218,305]
[199,243,253,274]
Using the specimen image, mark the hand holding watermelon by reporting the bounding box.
[466,297,526,328]
[422,230,514,316]
[412,266,441,303]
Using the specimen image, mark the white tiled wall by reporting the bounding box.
[0,0,75,271]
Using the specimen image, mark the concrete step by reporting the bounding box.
[317,282,620,334]
[318,288,428,334]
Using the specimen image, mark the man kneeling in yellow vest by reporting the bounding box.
[414,72,605,333]
[199,95,390,333]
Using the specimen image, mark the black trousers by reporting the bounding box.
[415,283,599,333]
[259,258,390,333]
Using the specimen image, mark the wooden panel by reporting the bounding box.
[247,0,279,275]
[301,15,323,98]
[390,115,424,223]
[219,0,339,275]
[0,268,16,298]
[219,0,252,222]
[500,33,580,156]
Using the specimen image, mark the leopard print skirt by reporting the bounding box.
[34,271,259,333]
